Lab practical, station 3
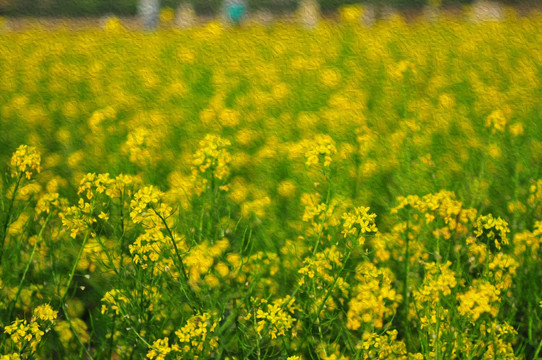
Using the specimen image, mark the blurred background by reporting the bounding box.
[1,0,541,18]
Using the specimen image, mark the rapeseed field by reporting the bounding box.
[1,8,542,359]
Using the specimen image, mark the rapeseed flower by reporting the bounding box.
[10,145,41,180]
[305,135,337,169]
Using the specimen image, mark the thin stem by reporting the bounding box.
[6,214,52,323]
[151,205,202,311]
[403,210,413,350]
[312,173,333,257]
[0,172,24,264]
[118,188,126,269]
[60,229,91,308]
[533,337,542,360]
[62,304,95,360]
[298,243,355,351]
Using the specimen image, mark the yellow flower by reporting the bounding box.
[485,109,507,133]
[205,274,220,288]
[342,206,378,241]
[215,262,230,278]
[103,17,125,32]
[129,186,163,224]
[339,4,363,24]
[457,280,501,321]
[305,135,337,169]
[390,60,416,80]
[320,68,341,88]
[0,354,21,360]
[251,297,298,340]
[101,289,129,316]
[509,122,524,136]
[147,338,172,360]
[488,143,502,159]
[174,312,219,355]
[10,145,41,179]
[474,214,510,250]
[33,304,58,322]
[159,7,175,24]
[278,180,297,198]
[219,108,240,128]
[191,134,232,196]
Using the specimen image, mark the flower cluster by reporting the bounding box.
[392,191,477,232]
[129,186,171,225]
[191,134,232,196]
[346,262,401,330]
[129,227,170,272]
[473,214,510,250]
[302,198,337,235]
[357,330,423,359]
[3,305,57,357]
[77,173,114,200]
[183,239,230,289]
[485,109,507,134]
[305,134,337,169]
[10,145,41,179]
[101,289,130,316]
[341,206,378,244]
[60,198,96,238]
[413,261,457,306]
[35,192,64,215]
[245,296,299,340]
[457,280,501,322]
[2,12,542,360]
[147,312,219,359]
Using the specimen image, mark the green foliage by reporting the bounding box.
[0,0,483,17]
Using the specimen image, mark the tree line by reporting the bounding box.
[3,0,532,17]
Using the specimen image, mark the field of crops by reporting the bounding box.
[1,9,542,359]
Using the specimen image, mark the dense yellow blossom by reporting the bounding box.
[342,206,378,241]
[458,280,501,321]
[347,262,401,330]
[485,109,507,133]
[305,135,337,169]
[191,134,232,196]
[1,12,541,360]
[32,304,58,322]
[10,145,41,180]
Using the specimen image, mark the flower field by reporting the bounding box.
[1,10,542,359]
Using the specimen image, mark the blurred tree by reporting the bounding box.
[6,0,542,18]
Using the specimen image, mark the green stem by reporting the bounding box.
[62,304,95,360]
[0,172,24,264]
[435,302,441,360]
[6,214,52,323]
[152,205,202,311]
[403,210,413,350]
[60,229,91,309]
[511,161,520,232]
[55,228,93,358]
[298,244,354,351]
[435,235,441,360]
[533,337,542,360]
[108,313,117,360]
[312,174,332,257]
[485,237,491,281]
[119,189,126,269]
